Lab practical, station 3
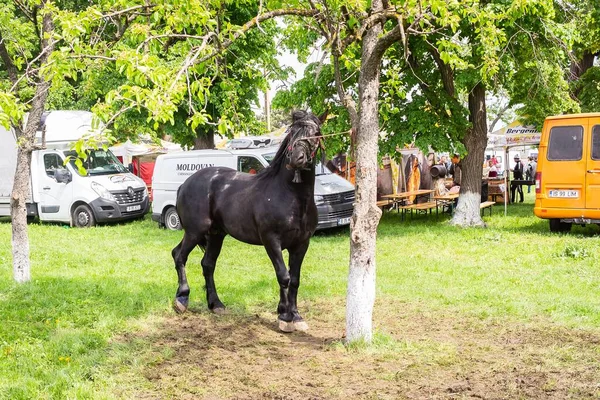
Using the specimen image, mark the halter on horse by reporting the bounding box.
[172,110,324,332]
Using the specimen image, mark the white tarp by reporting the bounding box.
[110,138,181,164]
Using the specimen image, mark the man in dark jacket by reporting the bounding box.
[510,155,524,203]
[448,154,462,187]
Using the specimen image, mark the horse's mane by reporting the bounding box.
[258,111,320,180]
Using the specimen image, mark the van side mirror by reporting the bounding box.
[128,163,134,173]
[55,169,72,184]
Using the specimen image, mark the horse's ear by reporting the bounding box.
[317,108,329,124]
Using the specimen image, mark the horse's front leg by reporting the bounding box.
[202,234,227,313]
[287,240,310,332]
[171,234,198,313]
[263,239,294,332]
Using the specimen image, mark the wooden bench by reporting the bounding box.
[480,201,495,216]
[376,199,392,209]
[400,201,438,220]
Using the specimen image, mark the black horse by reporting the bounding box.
[172,111,323,332]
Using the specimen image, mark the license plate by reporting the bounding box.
[548,190,579,198]
[338,217,351,226]
[126,205,141,212]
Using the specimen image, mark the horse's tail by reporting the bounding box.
[176,185,182,206]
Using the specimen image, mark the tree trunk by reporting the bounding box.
[570,51,598,98]
[345,7,384,343]
[10,9,55,282]
[570,51,596,82]
[450,82,487,227]
[193,130,215,149]
[11,143,33,283]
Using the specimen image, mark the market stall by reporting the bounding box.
[110,138,182,197]
[487,120,541,215]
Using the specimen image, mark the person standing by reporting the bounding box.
[439,155,451,171]
[526,156,537,193]
[511,154,524,202]
[447,154,462,197]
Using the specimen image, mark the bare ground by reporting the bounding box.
[116,298,600,399]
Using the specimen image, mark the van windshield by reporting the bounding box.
[261,152,331,176]
[263,152,276,164]
[64,149,128,175]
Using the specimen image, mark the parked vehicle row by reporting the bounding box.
[1,111,355,230]
[151,144,355,231]
[9,109,600,234]
[0,111,149,227]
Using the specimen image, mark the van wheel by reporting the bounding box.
[73,204,96,228]
[164,207,181,230]
[549,219,571,233]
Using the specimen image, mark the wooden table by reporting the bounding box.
[382,189,434,204]
[382,189,435,219]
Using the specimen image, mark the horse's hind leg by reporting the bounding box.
[172,233,201,313]
[202,233,226,313]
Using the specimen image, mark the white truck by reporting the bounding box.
[0,110,149,227]
[151,144,356,230]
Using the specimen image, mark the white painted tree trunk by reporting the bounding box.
[9,10,55,282]
[450,82,488,228]
[450,191,485,227]
[345,2,384,343]
[11,148,33,283]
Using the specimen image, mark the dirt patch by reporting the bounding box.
[119,298,600,399]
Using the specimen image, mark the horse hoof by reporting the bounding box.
[173,298,188,314]
[211,307,227,315]
[278,320,295,333]
[293,320,309,332]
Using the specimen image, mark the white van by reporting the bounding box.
[152,145,355,230]
[0,111,149,227]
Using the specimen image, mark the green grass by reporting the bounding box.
[1,191,600,398]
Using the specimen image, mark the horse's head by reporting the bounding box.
[285,111,323,171]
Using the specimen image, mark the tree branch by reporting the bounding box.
[340,9,400,51]
[426,42,455,97]
[0,32,19,86]
[192,9,318,67]
[101,4,154,20]
[22,6,56,141]
[332,53,358,129]
[136,33,216,53]
[488,103,510,133]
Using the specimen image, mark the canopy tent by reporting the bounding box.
[487,120,541,215]
[110,138,182,195]
[110,138,182,165]
[488,120,541,149]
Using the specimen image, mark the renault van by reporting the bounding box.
[0,111,149,227]
[533,113,600,232]
[152,145,355,230]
